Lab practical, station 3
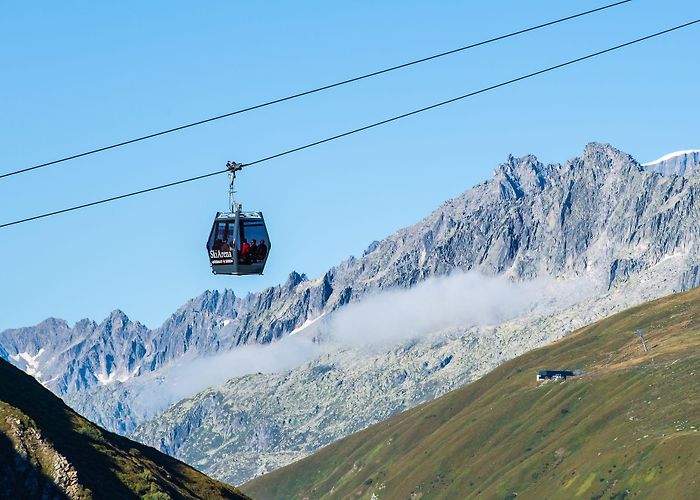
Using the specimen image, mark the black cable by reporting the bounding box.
[1,18,698,230]
[243,18,700,167]
[0,170,229,229]
[0,0,633,180]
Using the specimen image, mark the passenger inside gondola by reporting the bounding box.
[239,239,250,264]
[238,218,270,265]
[249,240,258,261]
[257,239,268,260]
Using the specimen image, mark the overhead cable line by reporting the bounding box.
[0,0,634,180]
[1,18,698,230]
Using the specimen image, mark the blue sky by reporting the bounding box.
[1,0,698,331]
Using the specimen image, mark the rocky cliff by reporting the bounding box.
[5,144,700,400]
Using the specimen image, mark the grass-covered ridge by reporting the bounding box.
[244,287,700,499]
[0,356,249,499]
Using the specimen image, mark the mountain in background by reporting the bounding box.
[3,143,700,484]
[244,286,700,499]
[4,144,700,400]
[0,357,249,499]
[126,144,700,484]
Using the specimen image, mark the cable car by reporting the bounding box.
[206,161,271,275]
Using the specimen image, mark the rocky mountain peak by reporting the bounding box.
[37,317,70,331]
[99,310,149,339]
[74,318,97,331]
[579,142,639,174]
[362,240,381,257]
[493,154,548,200]
[105,309,129,326]
[284,271,307,290]
[180,289,237,317]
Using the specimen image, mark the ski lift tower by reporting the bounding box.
[634,328,648,353]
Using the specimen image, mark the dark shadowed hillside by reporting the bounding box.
[245,288,700,499]
[0,358,249,500]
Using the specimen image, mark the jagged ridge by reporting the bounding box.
[5,144,700,401]
[5,143,700,485]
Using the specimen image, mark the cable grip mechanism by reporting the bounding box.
[226,161,243,213]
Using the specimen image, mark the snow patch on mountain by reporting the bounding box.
[96,371,117,385]
[642,149,700,166]
[10,349,45,379]
[96,367,141,385]
[288,314,326,336]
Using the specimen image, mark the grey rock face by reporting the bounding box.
[0,312,150,394]
[126,144,700,484]
[5,144,700,402]
[130,265,678,485]
[131,328,529,484]
[0,284,310,397]
[4,143,700,484]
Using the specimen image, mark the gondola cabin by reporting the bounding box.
[206,210,270,275]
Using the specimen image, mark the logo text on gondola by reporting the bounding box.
[209,250,233,259]
[209,250,234,264]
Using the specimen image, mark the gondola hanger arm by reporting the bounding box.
[226,161,243,173]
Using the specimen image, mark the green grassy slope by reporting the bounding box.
[0,357,249,500]
[245,288,700,500]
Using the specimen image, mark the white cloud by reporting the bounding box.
[320,272,596,348]
[125,272,597,419]
[156,335,320,401]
